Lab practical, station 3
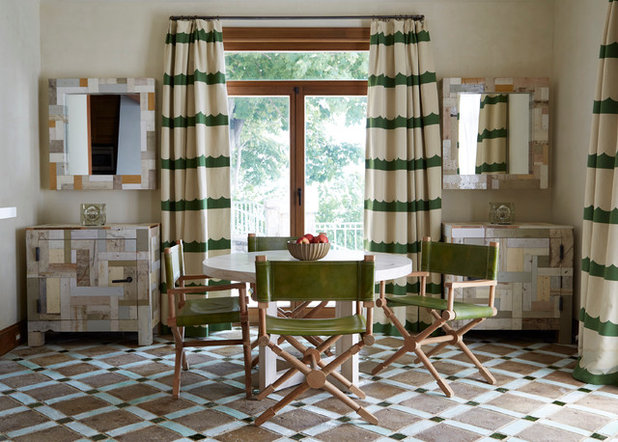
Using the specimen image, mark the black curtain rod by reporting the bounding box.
[169,15,424,21]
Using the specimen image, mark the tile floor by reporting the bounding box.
[1,330,617,441]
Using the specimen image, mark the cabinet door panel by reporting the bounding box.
[35,238,138,323]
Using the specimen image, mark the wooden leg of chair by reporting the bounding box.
[457,339,496,385]
[317,359,365,399]
[251,354,259,368]
[179,327,189,371]
[256,365,301,400]
[414,340,450,364]
[372,343,410,375]
[277,333,324,352]
[170,326,184,398]
[382,305,412,339]
[322,380,378,425]
[241,320,253,399]
[257,340,311,399]
[255,382,311,426]
[414,347,454,398]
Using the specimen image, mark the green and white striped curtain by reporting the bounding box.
[161,19,231,322]
[365,19,442,333]
[574,0,618,385]
[475,94,508,174]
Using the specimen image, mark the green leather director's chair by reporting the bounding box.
[164,241,252,399]
[253,255,378,426]
[373,237,499,398]
[247,233,333,366]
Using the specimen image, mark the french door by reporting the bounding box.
[227,81,367,251]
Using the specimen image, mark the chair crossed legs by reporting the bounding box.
[164,241,253,399]
[373,237,499,397]
[253,255,378,426]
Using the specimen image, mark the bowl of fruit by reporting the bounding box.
[287,233,330,261]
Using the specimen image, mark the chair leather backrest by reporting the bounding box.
[421,241,499,280]
[248,235,297,252]
[255,260,375,303]
[164,242,185,288]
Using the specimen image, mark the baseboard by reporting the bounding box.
[0,321,26,356]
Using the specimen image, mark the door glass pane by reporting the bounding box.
[305,96,366,250]
[229,96,290,252]
[225,52,368,80]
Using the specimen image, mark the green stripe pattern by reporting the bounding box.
[600,41,618,58]
[161,19,231,323]
[161,155,230,170]
[583,206,618,225]
[366,155,441,171]
[592,97,618,114]
[475,94,508,175]
[161,113,228,129]
[368,72,437,88]
[367,113,440,129]
[575,1,618,385]
[162,239,231,253]
[365,19,442,332]
[165,28,223,45]
[587,153,618,169]
[163,71,226,87]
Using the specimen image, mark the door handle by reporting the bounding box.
[297,187,302,206]
[111,276,133,283]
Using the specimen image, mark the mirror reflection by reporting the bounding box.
[66,94,141,176]
[457,93,530,175]
[441,77,549,190]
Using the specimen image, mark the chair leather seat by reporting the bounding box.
[266,314,367,336]
[177,297,241,327]
[386,294,495,320]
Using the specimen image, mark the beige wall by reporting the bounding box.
[27,0,609,331]
[0,0,40,330]
[38,0,556,225]
[552,0,608,313]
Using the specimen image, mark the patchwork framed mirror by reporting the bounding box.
[441,77,549,190]
[48,77,156,190]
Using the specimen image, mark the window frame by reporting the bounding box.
[224,28,369,236]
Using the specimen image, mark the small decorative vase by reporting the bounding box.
[489,202,514,225]
[80,203,106,226]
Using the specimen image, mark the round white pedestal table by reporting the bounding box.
[203,250,413,390]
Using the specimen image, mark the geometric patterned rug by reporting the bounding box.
[1,330,616,441]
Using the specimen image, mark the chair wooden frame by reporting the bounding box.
[247,233,333,368]
[373,237,499,398]
[253,254,378,426]
[164,241,252,399]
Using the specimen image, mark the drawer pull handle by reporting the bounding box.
[112,276,133,283]
[35,247,40,262]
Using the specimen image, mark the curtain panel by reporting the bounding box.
[364,19,442,334]
[574,0,618,385]
[161,19,232,328]
[475,94,508,174]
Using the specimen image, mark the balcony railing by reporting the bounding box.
[233,200,266,236]
[314,221,363,251]
[232,200,363,251]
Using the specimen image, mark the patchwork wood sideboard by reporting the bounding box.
[26,224,160,346]
[443,223,574,344]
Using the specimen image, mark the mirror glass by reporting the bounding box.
[49,78,156,190]
[441,78,549,190]
[66,94,142,176]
